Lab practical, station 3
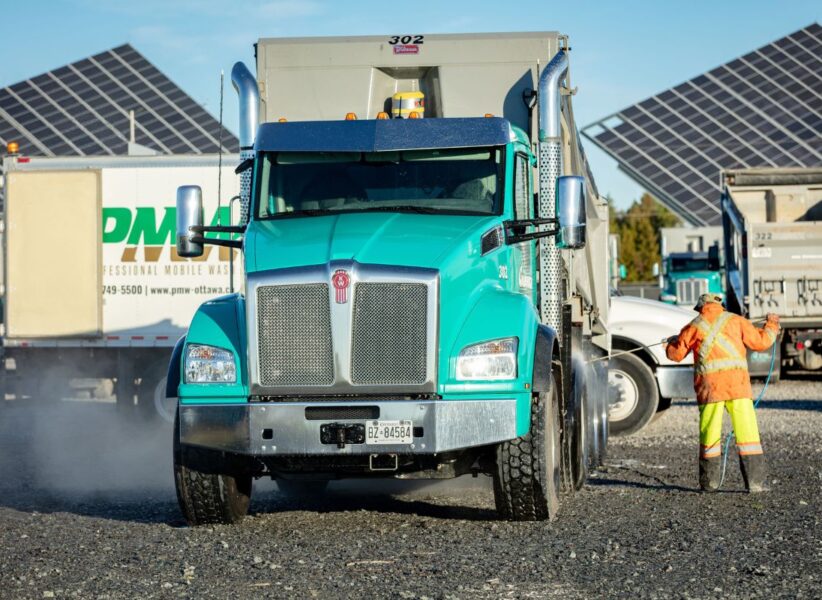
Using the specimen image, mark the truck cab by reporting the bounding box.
[169,32,610,524]
[658,246,723,307]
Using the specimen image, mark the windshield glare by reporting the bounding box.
[256,148,503,218]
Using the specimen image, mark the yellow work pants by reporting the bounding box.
[698,398,763,459]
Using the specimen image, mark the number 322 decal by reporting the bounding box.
[388,35,424,45]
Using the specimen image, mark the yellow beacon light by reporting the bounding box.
[391,91,425,119]
[376,111,390,120]
[7,141,19,154]
[345,112,358,120]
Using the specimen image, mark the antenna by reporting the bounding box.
[217,70,225,224]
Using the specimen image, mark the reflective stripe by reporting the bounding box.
[737,442,763,456]
[766,329,777,343]
[696,358,750,375]
[698,312,733,364]
[701,443,721,458]
[715,335,745,361]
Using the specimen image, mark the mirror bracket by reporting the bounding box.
[504,218,558,245]
[190,235,243,249]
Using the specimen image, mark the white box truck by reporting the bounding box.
[1,153,240,420]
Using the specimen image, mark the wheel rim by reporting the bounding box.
[153,376,177,423]
[608,369,639,422]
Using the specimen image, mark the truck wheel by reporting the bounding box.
[595,376,609,466]
[570,376,588,491]
[173,409,252,525]
[493,374,561,521]
[608,352,658,436]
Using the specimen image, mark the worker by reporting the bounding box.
[665,293,779,493]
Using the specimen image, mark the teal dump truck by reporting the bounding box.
[657,248,723,306]
[169,32,611,523]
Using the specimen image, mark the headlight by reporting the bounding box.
[456,337,518,381]
[185,344,237,383]
[659,294,677,303]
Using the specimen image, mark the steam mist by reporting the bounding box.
[0,394,175,502]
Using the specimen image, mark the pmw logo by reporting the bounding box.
[103,206,236,262]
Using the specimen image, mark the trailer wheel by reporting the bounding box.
[173,409,252,526]
[493,373,561,521]
[138,359,175,422]
[608,352,658,436]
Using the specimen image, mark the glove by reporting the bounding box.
[766,313,780,326]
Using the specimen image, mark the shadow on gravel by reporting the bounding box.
[588,477,696,493]
[253,491,498,522]
[0,492,182,526]
[755,399,821,411]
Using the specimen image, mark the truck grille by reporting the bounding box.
[254,276,433,390]
[351,282,428,385]
[257,284,334,386]
[676,278,708,306]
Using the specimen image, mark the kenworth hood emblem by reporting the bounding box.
[332,269,351,304]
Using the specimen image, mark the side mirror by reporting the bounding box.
[652,262,660,278]
[555,175,586,249]
[618,264,627,280]
[176,185,204,258]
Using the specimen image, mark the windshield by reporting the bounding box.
[670,257,712,272]
[255,148,503,219]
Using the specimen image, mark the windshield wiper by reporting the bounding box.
[358,205,439,214]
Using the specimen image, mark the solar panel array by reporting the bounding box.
[0,44,238,157]
[583,23,822,226]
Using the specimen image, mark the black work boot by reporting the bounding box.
[739,454,769,493]
[699,457,721,492]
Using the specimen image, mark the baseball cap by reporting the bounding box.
[694,293,723,310]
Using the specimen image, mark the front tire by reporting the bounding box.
[493,374,561,521]
[173,409,252,525]
[608,352,659,437]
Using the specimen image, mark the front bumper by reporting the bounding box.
[179,399,518,456]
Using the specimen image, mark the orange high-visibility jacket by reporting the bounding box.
[666,303,778,404]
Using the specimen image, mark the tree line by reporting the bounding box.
[610,193,680,282]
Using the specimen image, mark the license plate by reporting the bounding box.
[365,420,413,445]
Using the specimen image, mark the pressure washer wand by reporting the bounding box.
[586,340,667,364]
[586,318,769,364]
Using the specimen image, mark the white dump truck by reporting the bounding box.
[1,153,240,420]
[722,167,822,378]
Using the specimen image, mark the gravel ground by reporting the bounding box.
[0,379,820,599]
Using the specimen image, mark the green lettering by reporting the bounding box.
[102,208,132,243]
[127,207,175,245]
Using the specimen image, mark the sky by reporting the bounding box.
[1,0,819,209]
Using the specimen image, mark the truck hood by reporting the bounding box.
[246,213,499,271]
[610,295,696,366]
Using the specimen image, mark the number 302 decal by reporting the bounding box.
[388,35,424,45]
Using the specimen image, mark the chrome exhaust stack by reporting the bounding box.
[231,62,260,225]
[536,50,569,334]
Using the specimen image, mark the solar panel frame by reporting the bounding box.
[584,23,822,225]
[0,43,238,158]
